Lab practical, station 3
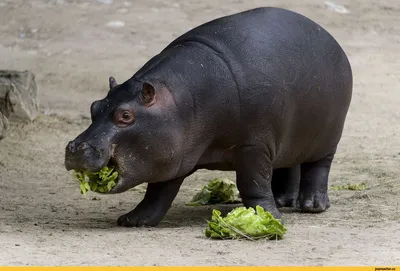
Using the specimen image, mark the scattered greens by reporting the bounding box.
[329,182,367,191]
[73,166,119,195]
[205,205,287,240]
[187,178,241,206]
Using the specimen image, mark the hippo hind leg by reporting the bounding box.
[297,152,335,212]
[272,166,300,208]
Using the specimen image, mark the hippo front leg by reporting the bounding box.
[235,145,281,219]
[117,176,185,227]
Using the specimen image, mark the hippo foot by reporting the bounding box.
[257,204,285,224]
[117,205,164,227]
[274,194,297,208]
[262,205,282,220]
[297,191,330,213]
[242,198,283,219]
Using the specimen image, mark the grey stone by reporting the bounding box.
[0,111,8,140]
[0,70,39,121]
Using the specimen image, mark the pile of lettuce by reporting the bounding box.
[205,206,287,240]
[187,178,241,206]
[73,166,118,195]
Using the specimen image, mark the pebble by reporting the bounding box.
[172,3,180,8]
[117,8,128,13]
[96,0,113,4]
[62,49,72,55]
[324,1,350,14]
[106,20,125,28]
[79,2,90,8]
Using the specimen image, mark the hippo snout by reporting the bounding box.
[64,140,108,172]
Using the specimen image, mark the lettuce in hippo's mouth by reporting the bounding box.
[73,166,119,195]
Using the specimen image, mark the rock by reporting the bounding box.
[0,70,39,121]
[0,111,9,140]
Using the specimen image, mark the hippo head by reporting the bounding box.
[64,77,184,193]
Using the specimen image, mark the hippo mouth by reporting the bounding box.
[105,144,145,194]
[107,156,119,174]
[105,155,133,194]
[107,173,133,194]
[104,157,123,193]
[100,144,122,194]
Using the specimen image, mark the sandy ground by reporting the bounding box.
[0,0,399,266]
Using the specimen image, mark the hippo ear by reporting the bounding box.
[109,76,118,89]
[140,82,156,106]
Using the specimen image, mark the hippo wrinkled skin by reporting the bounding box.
[65,7,352,227]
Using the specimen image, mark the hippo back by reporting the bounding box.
[165,7,353,166]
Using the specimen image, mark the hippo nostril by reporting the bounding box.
[77,142,89,151]
[68,141,77,153]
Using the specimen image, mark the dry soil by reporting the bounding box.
[0,0,399,266]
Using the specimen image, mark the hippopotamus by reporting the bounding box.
[64,7,352,227]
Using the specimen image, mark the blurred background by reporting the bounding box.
[0,0,399,266]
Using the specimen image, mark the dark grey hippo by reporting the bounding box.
[64,7,352,227]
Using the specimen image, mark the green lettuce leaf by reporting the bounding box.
[187,178,241,206]
[205,205,287,240]
[73,166,118,195]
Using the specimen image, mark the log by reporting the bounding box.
[0,70,39,121]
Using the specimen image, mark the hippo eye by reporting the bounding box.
[122,112,130,120]
[114,110,135,126]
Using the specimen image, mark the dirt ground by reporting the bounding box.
[0,0,399,266]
